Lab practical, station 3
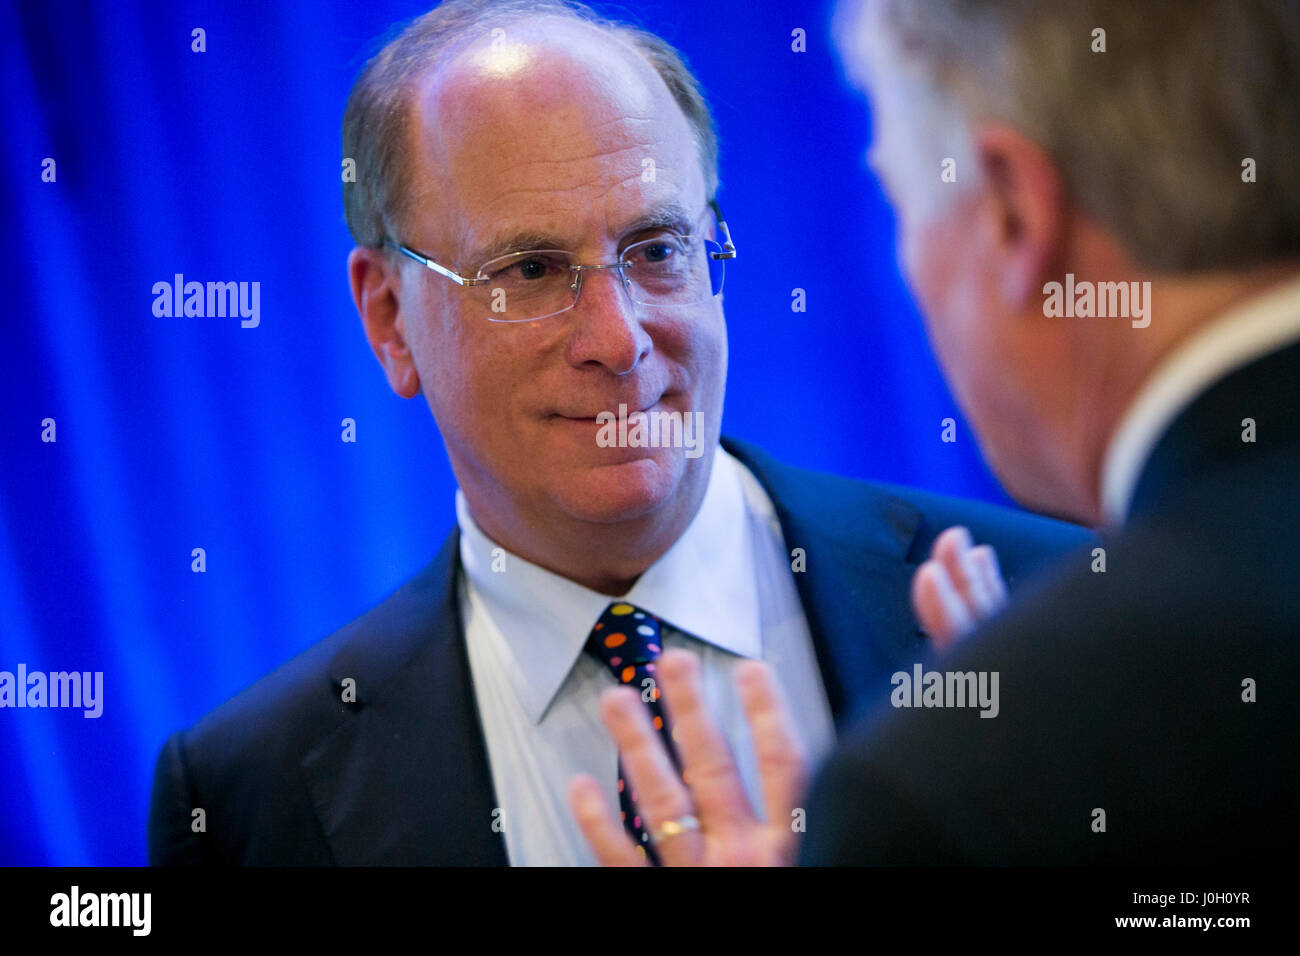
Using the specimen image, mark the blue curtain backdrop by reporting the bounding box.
[1,0,1011,865]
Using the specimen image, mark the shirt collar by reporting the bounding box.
[456,444,762,724]
[1100,272,1300,526]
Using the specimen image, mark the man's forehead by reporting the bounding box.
[404,17,705,261]
[419,18,664,133]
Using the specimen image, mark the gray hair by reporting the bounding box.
[839,0,1300,273]
[342,0,720,249]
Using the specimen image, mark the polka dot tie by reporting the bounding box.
[584,601,682,865]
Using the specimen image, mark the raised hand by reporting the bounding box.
[569,649,807,867]
[911,525,1008,652]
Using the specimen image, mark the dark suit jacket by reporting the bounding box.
[148,437,1090,865]
[800,342,1300,865]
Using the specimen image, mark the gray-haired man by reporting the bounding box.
[805,0,1300,864]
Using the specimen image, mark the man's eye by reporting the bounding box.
[629,237,686,265]
[515,258,549,280]
[494,256,560,281]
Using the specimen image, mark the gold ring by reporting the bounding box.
[649,815,700,843]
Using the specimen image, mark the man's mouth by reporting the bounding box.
[552,396,667,421]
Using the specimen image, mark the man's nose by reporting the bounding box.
[563,267,652,374]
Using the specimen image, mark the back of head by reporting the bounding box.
[841,0,1300,274]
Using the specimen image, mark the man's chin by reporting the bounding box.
[553,453,688,524]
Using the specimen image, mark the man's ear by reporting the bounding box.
[348,246,421,399]
[974,124,1068,309]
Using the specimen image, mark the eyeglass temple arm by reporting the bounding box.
[708,199,737,260]
[385,240,489,286]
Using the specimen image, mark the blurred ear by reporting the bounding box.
[974,124,1068,309]
[348,246,421,399]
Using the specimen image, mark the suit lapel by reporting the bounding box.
[299,439,927,861]
[301,529,508,865]
[721,437,927,726]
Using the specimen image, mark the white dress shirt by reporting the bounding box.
[456,445,837,866]
[1100,273,1300,525]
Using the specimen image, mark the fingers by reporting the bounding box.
[913,527,1010,649]
[568,773,645,866]
[932,526,993,616]
[971,543,1008,608]
[598,683,703,866]
[734,660,808,842]
[583,651,817,866]
[911,558,974,650]
[656,650,755,845]
[933,527,1010,621]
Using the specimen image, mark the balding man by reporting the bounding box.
[146,0,1085,866]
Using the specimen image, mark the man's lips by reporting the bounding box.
[550,397,667,421]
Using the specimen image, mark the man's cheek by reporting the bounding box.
[901,224,947,319]
[902,228,973,377]
[695,307,728,385]
[898,233,925,299]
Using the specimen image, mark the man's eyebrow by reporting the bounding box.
[465,202,702,267]
[466,230,569,268]
[619,201,698,239]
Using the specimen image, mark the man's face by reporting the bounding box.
[864,65,1055,509]
[395,23,726,536]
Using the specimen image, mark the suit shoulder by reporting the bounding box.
[812,499,1300,863]
[722,435,1093,578]
[870,477,1093,554]
[179,545,455,774]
